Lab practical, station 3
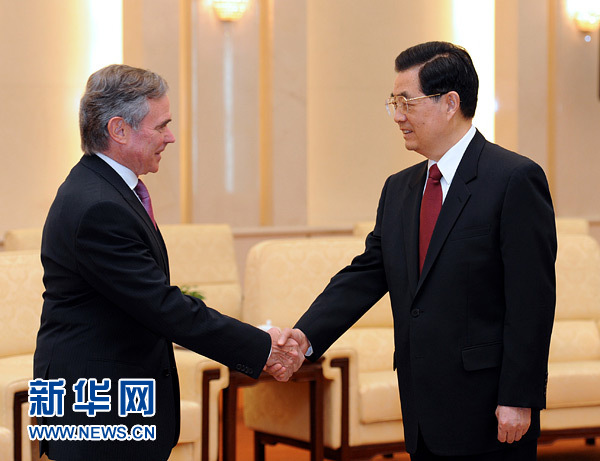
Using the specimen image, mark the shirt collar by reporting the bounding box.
[95,153,139,190]
[428,125,476,184]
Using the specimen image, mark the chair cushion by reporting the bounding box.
[547,361,600,409]
[359,370,401,424]
[555,234,600,320]
[178,399,201,443]
[549,320,600,362]
[168,442,194,461]
[0,425,11,461]
[555,218,589,235]
[0,250,43,358]
[541,406,600,431]
[333,328,394,373]
[3,228,42,251]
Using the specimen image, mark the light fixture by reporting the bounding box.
[212,0,250,22]
[566,0,600,33]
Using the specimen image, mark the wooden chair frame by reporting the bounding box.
[253,357,405,461]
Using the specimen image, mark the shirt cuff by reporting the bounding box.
[305,343,313,357]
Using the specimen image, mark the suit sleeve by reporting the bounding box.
[74,200,271,379]
[497,161,557,409]
[295,178,391,359]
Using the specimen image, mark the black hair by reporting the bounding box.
[395,41,478,118]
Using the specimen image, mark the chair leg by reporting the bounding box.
[254,432,266,461]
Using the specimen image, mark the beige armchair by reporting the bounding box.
[555,218,590,235]
[0,426,10,460]
[0,250,204,461]
[352,221,375,240]
[0,250,44,461]
[160,223,243,461]
[541,232,600,443]
[3,227,42,251]
[241,237,404,460]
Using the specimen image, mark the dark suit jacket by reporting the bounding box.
[295,131,557,456]
[34,154,271,461]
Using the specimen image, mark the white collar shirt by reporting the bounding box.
[95,153,142,202]
[425,125,476,203]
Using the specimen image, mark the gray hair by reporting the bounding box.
[79,64,169,155]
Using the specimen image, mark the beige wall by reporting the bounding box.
[494,0,600,229]
[185,0,307,227]
[552,0,600,219]
[1,0,599,241]
[0,1,93,234]
[306,0,453,226]
[495,0,551,169]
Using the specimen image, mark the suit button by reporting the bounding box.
[163,368,171,377]
[411,308,420,318]
[236,364,243,371]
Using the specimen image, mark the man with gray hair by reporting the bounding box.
[34,64,303,461]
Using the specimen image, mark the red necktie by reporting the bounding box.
[419,164,442,274]
[134,179,157,229]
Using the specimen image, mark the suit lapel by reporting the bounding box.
[415,130,485,292]
[155,226,170,282]
[80,155,170,273]
[403,162,428,296]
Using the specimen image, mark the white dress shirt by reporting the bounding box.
[95,153,144,204]
[425,125,476,202]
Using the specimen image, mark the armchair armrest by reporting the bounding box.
[320,347,359,450]
[173,348,230,461]
[0,356,32,430]
[0,426,10,461]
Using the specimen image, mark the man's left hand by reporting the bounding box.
[495,405,531,443]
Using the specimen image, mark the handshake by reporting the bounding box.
[263,327,310,382]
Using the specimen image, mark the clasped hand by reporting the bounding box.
[263,328,310,382]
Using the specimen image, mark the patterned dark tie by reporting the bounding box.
[419,164,442,274]
[134,179,157,229]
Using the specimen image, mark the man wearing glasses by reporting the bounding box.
[278,41,556,460]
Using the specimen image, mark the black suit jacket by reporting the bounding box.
[34,154,271,461]
[295,131,557,456]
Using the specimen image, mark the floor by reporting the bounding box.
[234,412,600,461]
[34,410,600,460]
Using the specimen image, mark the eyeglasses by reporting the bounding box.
[385,93,442,117]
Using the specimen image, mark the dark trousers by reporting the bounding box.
[410,430,537,461]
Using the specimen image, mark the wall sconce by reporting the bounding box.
[566,0,600,35]
[212,0,250,22]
